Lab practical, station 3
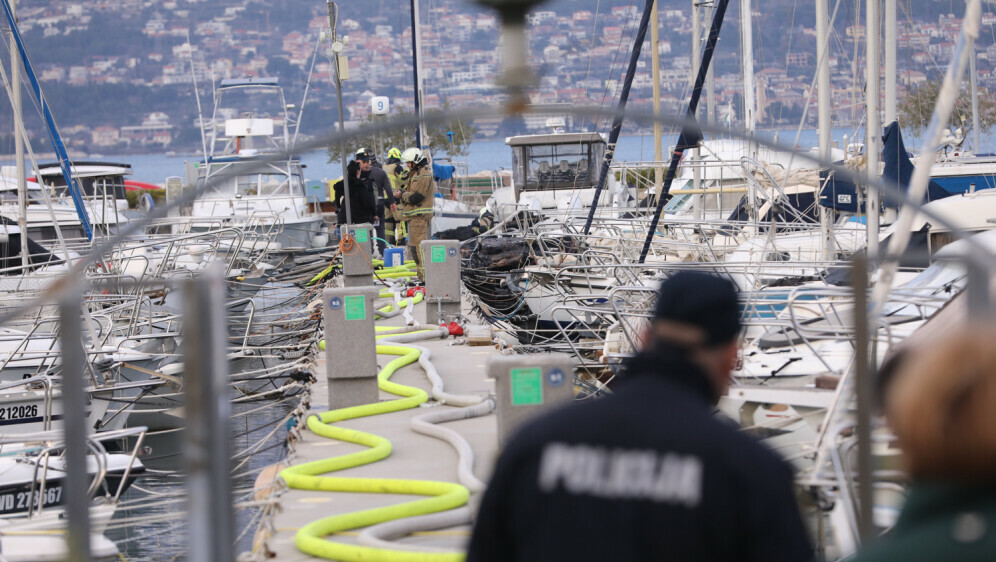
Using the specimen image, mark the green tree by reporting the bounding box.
[327,106,475,163]
[898,78,996,140]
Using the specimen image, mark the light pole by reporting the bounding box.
[326,1,352,224]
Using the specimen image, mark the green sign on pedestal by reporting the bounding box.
[344,295,366,320]
[510,367,543,405]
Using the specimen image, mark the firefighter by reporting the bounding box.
[383,147,405,246]
[396,147,434,281]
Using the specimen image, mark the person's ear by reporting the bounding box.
[636,324,651,350]
[724,341,739,372]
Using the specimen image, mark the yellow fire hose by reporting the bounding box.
[278,344,469,561]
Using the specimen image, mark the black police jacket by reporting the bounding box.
[467,346,813,562]
[332,176,377,225]
[363,166,395,208]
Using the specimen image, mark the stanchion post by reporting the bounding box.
[184,267,234,562]
[59,290,91,562]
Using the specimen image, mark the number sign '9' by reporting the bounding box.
[371,96,390,115]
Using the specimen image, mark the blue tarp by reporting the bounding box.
[820,121,953,213]
[433,162,455,181]
[818,168,866,213]
[881,121,952,208]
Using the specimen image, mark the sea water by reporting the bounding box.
[93,129,858,182]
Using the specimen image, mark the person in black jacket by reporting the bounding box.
[332,160,377,226]
[356,148,394,254]
[467,271,813,562]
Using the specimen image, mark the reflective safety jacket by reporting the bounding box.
[400,167,434,219]
[385,161,404,192]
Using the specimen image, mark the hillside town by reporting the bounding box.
[6,0,995,153]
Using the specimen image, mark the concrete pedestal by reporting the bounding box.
[420,239,461,324]
[323,285,381,409]
[342,223,374,287]
[488,353,575,448]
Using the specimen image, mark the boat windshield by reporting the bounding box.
[517,142,598,191]
[199,166,305,198]
[236,172,303,197]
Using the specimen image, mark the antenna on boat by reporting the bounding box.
[186,31,210,163]
[293,33,325,149]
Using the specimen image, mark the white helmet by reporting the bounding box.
[400,147,425,165]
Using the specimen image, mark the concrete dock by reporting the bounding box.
[256,294,503,560]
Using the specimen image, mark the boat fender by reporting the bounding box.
[441,322,464,337]
[139,192,155,212]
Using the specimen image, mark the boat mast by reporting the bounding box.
[187,31,209,163]
[884,0,896,123]
[865,0,880,260]
[651,0,662,197]
[740,0,755,141]
[410,0,425,148]
[0,0,92,241]
[582,0,656,235]
[817,0,831,159]
[10,0,27,265]
[638,0,731,263]
[817,0,833,260]
[704,2,715,125]
[970,45,981,153]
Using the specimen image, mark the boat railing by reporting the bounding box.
[83,181,123,235]
[739,156,819,226]
[225,297,257,350]
[607,285,658,355]
[529,219,725,266]
[0,374,56,431]
[23,425,148,518]
[780,284,953,344]
[1,312,116,383]
[446,168,500,210]
[0,321,62,377]
[804,421,905,557]
[612,156,749,217]
[140,227,246,279]
[550,300,621,365]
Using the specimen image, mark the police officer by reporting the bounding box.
[467,271,812,562]
[331,160,377,226]
[396,147,434,282]
[356,148,394,255]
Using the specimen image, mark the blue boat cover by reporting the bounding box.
[819,121,952,213]
[818,168,866,213]
[433,163,455,181]
[881,121,952,208]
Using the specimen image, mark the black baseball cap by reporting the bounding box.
[652,271,742,347]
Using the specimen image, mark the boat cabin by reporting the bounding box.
[34,161,132,200]
[507,132,605,199]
